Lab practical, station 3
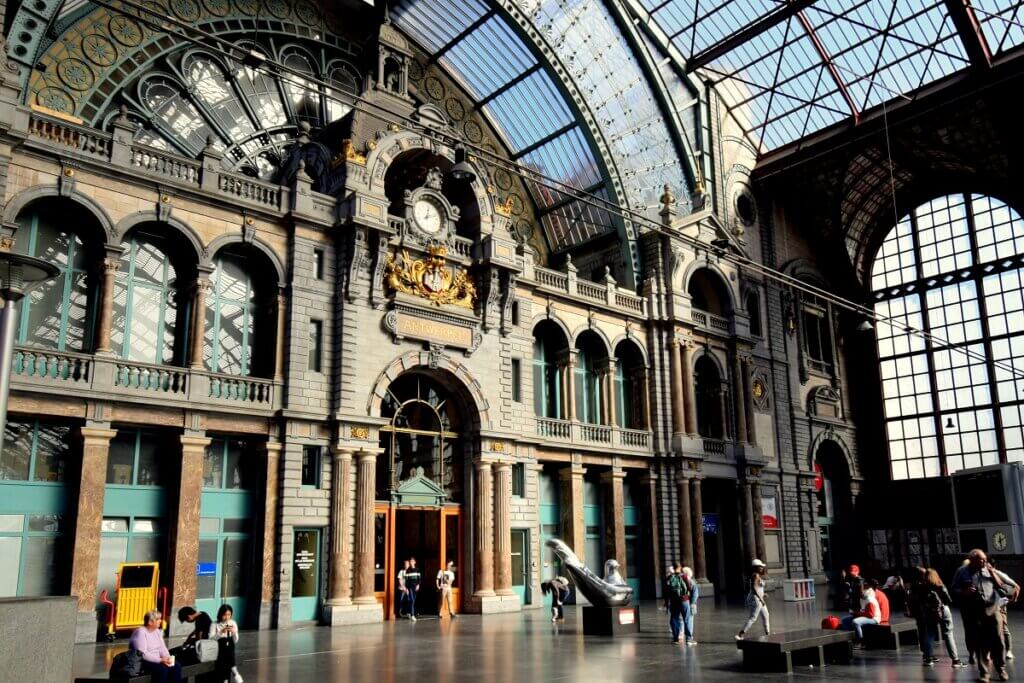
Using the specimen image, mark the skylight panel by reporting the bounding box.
[441,15,536,99]
[973,0,1024,54]
[519,127,602,196]
[483,70,574,152]
[391,0,488,53]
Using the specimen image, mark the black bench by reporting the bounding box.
[737,629,855,673]
[862,620,919,651]
[75,661,217,682]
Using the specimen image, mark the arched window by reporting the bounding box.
[140,75,222,155]
[379,374,463,501]
[695,355,725,438]
[182,53,257,141]
[614,341,646,429]
[871,193,1024,479]
[325,61,359,122]
[281,50,321,127]
[112,231,184,365]
[204,250,265,376]
[12,202,97,351]
[746,291,762,337]
[533,321,567,419]
[688,268,732,317]
[574,333,606,424]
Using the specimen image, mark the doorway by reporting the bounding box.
[291,528,320,621]
[511,529,530,605]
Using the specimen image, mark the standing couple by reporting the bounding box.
[664,563,700,645]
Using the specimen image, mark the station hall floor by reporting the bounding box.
[73,594,1024,682]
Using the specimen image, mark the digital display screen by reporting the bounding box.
[954,470,1008,524]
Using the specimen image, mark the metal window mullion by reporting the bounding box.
[56,240,78,353]
[132,429,142,487]
[17,215,40,344]
[210,267,222,373]
[241,275,253,376]
[27,419,39,482]
[156,256,171,366]
[122,241,137,359]
[964,193,1008,463]
[909,208,949,476]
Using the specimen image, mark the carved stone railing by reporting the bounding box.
[536,417,572,440]
[527,264,646,317]
[620,428,650,449]
[12,348,91,384]
[388,217,405,232]
[115,360,188,395]
[691,307,731,335]
[614,291,645,313]
[534,415,651,452]
[702,438,726,456]
[579,423,613,444]
[534,266,569,290]
[27,114,112,162]
[218,172,282,209]
[130,144,201,186]
[576,280,605,302]
[207,374,274,406]
[450,236,474,259]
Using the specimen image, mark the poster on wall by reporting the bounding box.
[762,496,779,529]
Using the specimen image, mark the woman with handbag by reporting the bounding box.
[172,606,213,665]
[907,566,966,668]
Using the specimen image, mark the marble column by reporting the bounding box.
[733,354,748,445]
[690,477,707,581]
[188,278,211,369]
[493,462,514,596]
[70,427,117,619]
[752,481,766,564]
[94,256,120,353]
[641,368,653,430]
[676,473,693,568]
[670,339,685,435]
[273,292,287,380]
[743,357,757,447]
[602,469,627,575]
[642,472,662,592]
[328,448,354,605]
[565,352,577,421]
[681,342,698,436]
[473,460,495,597]
[352,450,377,604]
[559,465,586,562]
[605,361,618,426]
[170,434,211,613]
[258,441,282,630]
[742,481,757,565]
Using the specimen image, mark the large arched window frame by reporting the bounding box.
[204,252,259,376]
[112,232,183,365]
[12,204,97,352]
[871,193,1024,479]
[574,336,604,425]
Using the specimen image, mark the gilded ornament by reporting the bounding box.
[350,426,369,439]
[491,441,505,452]
[385,246,476,309]
[340,139,367,165]
[463,120,483,143]
[35,88,74,114]
[495,196,514,217]
[445,98,466,121]
[424,76,445,100]
[752,378,765,399]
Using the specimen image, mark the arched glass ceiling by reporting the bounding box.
[392,0,694,252]
[630,0,1024,156]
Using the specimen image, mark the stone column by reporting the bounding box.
[559,464,586,562]
[641,368,652,430]
[676,473,693,568]
[564,352,577,421]
[642,472,662,595]
[681,343,698,436]
[473,460,495,597]
[493,462,514,596]
[605,361,618,426]
[170,433,211,625]
[273,291,287,380]
[742,481,757,565]
[94,256,120,354]
[71,426,117,640]
[188,278,211,369]
[691,477,707,581]
[257,441,282,630]
[733,354,748,444]
[352,450,377,604]
[743,357,757,447]
[328,448,354,605]
[752,481,766,564]
[670,339,685,435]
[602,469,626,575]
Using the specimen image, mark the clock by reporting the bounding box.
[413,198,443,235]
[993,531,1008,552]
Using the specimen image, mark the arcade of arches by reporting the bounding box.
[3,0,1022,644]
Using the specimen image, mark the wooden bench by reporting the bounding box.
[74,661,217,682]
[862,620,919,651]
[737,628,855,673]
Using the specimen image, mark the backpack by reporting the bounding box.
[924,588,944,621]
[667,574,689,600]
[110,649,144,679]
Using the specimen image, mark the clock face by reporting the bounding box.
[993,531,1008,551]
[414,199,443,235]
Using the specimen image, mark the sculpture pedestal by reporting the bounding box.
[581,605,640,636]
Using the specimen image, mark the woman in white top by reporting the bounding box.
[736,560,770,640]
[212,604,243,683]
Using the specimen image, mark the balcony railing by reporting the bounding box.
[702,438,726,455]
[579,423,612,444]
[691,308,730,334]
[620,428,650,449]
[115,361,188,395]
[537,417,572,440]
[208,375,275,406]
[535,416,652,452]
[12,348,91,384]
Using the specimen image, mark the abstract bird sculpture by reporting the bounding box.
[545,538,633,607]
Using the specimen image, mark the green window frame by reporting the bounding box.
[574,347,602,425]
[197,517,253,612]
[533,337,561,418]
[205,254,256,376]
[301,445,322,488]
[203,439,253,490]
[511,462,525,497]
[0,513,65,597]
[13,208,96,352]
[113,234,183,365]
[97,516,165,603]
[105,429,168,487]
[1,419,70,483]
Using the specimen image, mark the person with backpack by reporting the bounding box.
[664,563,686,643]
[681,566,700,645]
[736,559,770,640]
[907,566,966,668]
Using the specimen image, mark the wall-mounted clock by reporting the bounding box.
[993,531,1008,552]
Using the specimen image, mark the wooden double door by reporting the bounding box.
[374,504,462,618]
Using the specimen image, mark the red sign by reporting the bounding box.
[813,462,824,492]
[761,496,779,530]
[618,608,636,625]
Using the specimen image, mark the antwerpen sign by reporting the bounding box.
[383,300,483,355]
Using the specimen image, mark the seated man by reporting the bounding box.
[841,581,881,643]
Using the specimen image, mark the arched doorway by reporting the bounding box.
[374,370,478,619]
[815,440,854,580]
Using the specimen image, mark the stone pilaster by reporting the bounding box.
[733,353,748,444]
[602,469,626,575]
[273,291,287,380]
[493,462,514,596]
[352,450,377,605]
[71,426,117,643]
[691,477,707,581]
[752,481,766,564]
[676,473,693,568]
[328,448,354,605]
[558,463,586,563]
[741,481,757,565]
[169,433,211,635]
[681,342,697,436]
[641,471,662,596]
[670,339,685,435]
[258,441,282,630]
[474,460,495,597]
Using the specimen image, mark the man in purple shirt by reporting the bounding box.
[128,610,182,683]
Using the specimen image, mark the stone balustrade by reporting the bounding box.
[535,416,652,454]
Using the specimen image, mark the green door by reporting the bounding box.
[292,529,320,621]
[511,529,529,604]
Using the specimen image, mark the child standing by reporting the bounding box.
[212,604,243,683]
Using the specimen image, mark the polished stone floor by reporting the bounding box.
[72,594,1023,681]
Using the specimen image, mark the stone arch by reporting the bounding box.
[681,261,737,314]
[810,429,858,479]
[690,345,727,379]
[3,186,116,243]
[611,334,649,368]
[205,233,286,284]
[367,350,490,431]
[571,324,613,357]
[113,211,206,265]
[530,313,572,346]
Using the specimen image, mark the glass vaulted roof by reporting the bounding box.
[392,0,693,253]
[632,0,1024,155]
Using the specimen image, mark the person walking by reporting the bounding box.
[681,566,700,646]
[991,559,1020,661]
[664,563,686,644]
[436,559,457,618]
[952,549,1019,682]
[736,559,770,640]
[907,566,966,668]
[397,559,410,619]
[405,557,422,622]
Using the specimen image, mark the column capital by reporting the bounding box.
[356,447,383,461]
[78,426,118,444]
[558,464,586,480]
[257,441,284,456]
[491,460,513,473]
[331,445,356,460]
[599,468,626,483]
[179,435,212,450]
[102,257,120,274]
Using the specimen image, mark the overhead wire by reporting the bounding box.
[87,0,1024,380]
